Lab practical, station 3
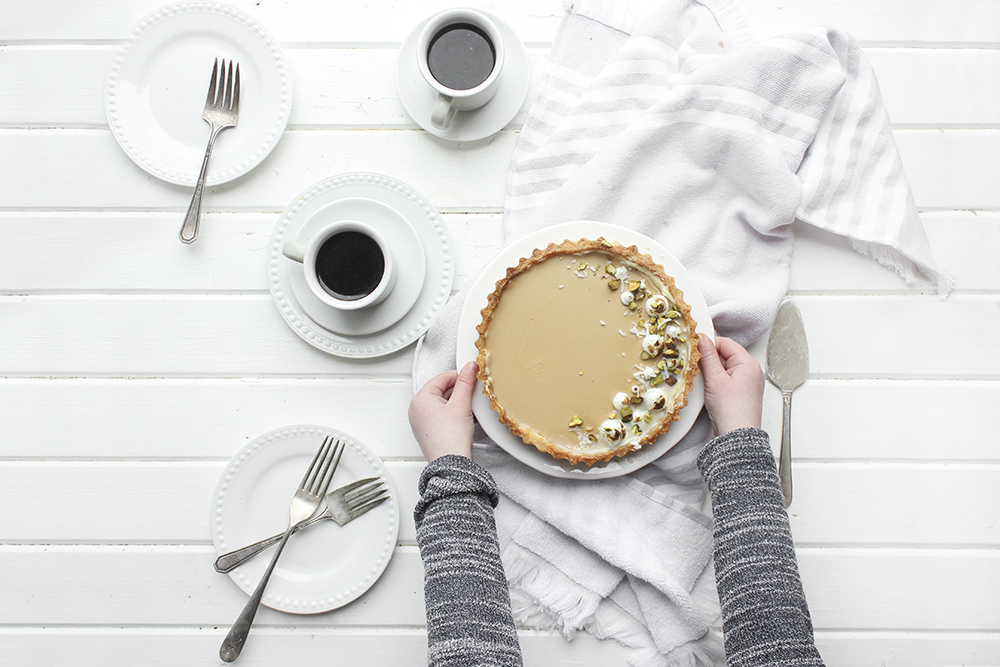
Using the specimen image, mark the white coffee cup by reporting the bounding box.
[416,8,505,130]
[281,220,395,311]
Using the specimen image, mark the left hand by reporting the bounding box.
[408,361,479,462]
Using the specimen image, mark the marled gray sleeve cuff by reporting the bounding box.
[697,428,825,667]
[414,455,522,667]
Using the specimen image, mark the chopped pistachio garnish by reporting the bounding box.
[608,411,618,420]
[631,424,642,436]
[569,415,584,428]
[620,406,633,422]
[605,263,616,274]
[640,351,651,360]
[600,238,613,247]
[650,375,664,387]
[630,395,643,405]
[628,280,641,292]
[665,310,680,319]
[608,278,620,290]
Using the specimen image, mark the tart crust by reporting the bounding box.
[474,237,700,465]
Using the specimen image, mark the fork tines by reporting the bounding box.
[206,58,241,113]
[348,478,390,506]
[303,436,344,496]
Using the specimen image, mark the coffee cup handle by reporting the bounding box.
[431,94,457,130]
[281,240,307,263]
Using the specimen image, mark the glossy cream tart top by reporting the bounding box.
[481,249,694,460]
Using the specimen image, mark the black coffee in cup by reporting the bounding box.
[315,231,385,301]
[427,23,496,90]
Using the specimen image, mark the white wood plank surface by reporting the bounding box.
[4,47,999,129]
[4,0,1000,45]
[2,129,1000,210]
[3,546,997,630]
[0,630,634,667]
[1,461,997,547]
[1,630,997,667]
[2,0,998,665]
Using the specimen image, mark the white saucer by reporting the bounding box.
[456,222,714,479]
[105,2,291,186]
[211,425,399,614]
[269,173,453,358]
[396,11,530,142]
[289,197,426,336]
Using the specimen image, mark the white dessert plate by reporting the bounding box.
[268,173,453,358]
[105,2,291,186]
[456,221,714,479]
[396,11,530,142]
[211,425,399,614]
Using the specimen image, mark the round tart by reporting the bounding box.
[475,237,700,465]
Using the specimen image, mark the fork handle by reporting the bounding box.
[214,514,325,573]
[179,127,221,245]
[220,525,294,662]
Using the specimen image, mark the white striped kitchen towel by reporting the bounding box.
[413,0,951,665]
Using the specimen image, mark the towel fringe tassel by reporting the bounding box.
[852,239,954,297]
[504,556,601,635]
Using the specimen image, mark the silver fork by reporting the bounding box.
[214,477,390,573]
[219,436,344,663]
[179,58,240,245]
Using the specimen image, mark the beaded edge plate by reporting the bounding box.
[211,425,399,614]
[104,1,291,185]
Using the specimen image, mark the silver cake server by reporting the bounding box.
[765,299,809,507]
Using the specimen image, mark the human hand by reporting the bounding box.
[697,336,764,436]
[408,361,479,462]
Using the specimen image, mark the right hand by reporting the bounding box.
[697,336,764,436]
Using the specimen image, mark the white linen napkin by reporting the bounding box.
[413,0,951,664]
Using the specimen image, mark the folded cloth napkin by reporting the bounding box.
[413,0,950,664]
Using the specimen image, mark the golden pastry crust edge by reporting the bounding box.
[474,237,701,465]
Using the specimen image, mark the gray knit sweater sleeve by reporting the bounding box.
[414,454,522,667]
[697,428,825,667]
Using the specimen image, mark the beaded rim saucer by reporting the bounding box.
[267,172,453,358]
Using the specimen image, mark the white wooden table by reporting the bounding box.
[1,1,998,665]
